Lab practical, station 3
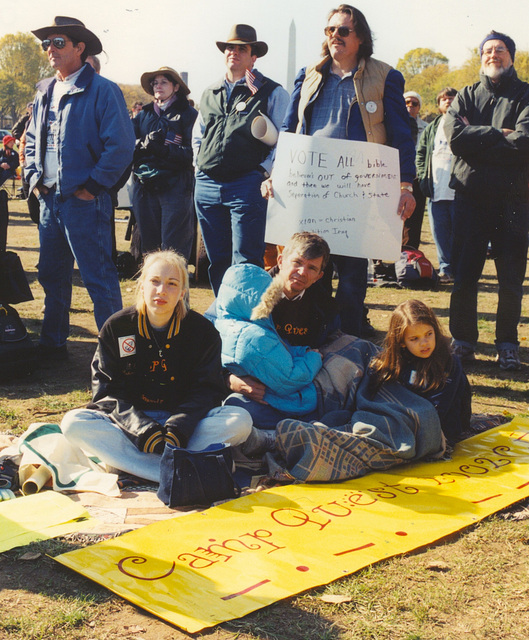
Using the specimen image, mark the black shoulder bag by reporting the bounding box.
[157,443,241,507]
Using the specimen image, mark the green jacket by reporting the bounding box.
[197,71,279,181]
[416,114,443,198]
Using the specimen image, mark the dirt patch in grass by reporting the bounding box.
[1,196,528,639]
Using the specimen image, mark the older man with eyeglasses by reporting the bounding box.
[444,31,529,371]
[267,4,416,339]
[24,17,135,362]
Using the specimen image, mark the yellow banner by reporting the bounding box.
[55,418,529,633]
[0,491,92,552]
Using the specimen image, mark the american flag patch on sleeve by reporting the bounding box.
[165,133,182,145]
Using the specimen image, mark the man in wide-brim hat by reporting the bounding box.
[32,15,102,57]
[215,24,268,58]
[193,24,289,295]
[140,67,190,96]
[24,16,135,361]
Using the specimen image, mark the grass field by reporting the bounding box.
[0,194,528,640]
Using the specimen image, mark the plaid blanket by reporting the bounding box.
[276,335,445,482]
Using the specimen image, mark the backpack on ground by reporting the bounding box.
[0,303,37,379]
[0,189,33,303]
[395,246,439,290]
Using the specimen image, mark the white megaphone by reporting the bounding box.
[251,112,279,146]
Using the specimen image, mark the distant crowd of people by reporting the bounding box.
[2,5,527,486]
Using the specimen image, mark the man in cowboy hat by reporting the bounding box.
[25,17,135,361]
[192,24,289,295]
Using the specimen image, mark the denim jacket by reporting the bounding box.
[24,63,135,199]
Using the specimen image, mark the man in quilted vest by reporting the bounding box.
[263,4,416,338]
[193,24,289,295]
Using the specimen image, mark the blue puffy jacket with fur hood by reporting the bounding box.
[216,264,322,415]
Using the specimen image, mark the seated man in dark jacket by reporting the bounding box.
[226,232,340,403]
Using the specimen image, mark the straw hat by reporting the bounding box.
[140,67,190,96]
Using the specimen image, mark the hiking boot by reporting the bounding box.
[240,427,276,458]
[360,306,377,338]
[452,342,476,363]
[496,348,522,371]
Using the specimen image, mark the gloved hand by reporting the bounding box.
[142,130,167,155]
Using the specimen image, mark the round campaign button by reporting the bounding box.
[236,101,247,112]
[366,101,378,113]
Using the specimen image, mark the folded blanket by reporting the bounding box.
[2,423,119,496]
[276,335,445,482]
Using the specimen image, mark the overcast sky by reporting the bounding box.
[4,0,529,101]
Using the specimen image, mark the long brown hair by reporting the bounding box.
[321,5,374,60]
[369,299,452,392]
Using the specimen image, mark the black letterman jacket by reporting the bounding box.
[88,306,225,449]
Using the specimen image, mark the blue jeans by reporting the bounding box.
[194,170,267,295]
[61,406,252,482]
[428,199,455,276]
[449,193,528,350]
[224,393,318,429]
[332,255,368,337]
[38,189,122,347]
[132,176,194,259]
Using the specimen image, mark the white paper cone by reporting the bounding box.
[251,114,279,146]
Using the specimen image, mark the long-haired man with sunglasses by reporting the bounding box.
[265,4,415,339]
[24,17,135,361]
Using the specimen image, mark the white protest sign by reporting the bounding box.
[266,132,402,260]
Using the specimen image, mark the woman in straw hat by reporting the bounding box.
[133,67,197,258]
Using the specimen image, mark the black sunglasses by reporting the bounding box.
[324,26,354,38]
[41,37,70,51]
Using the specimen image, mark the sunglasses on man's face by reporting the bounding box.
[324,25,354,38]
[41,37,70,51]
[406,100,420,107]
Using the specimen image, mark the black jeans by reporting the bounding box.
[449,192,528,349]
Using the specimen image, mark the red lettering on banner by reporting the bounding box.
[240,529,286,553]
[177,529,285,569]
[312,501,353,518]
[346,491,378,506]
[271,508,331,530]
[117,556,176,581]
[366,481,419,499]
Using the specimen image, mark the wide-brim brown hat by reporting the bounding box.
[140,67,190,96]
[216,24,268,58]
[32,16,103,56]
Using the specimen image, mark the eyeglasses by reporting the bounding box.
[41,37,70,51]
[482,46,508,56]
[406,100,420,107]
[324,25,354,38]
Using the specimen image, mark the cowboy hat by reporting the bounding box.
[216,24,268,58]
[140,67,190,96]
[32,16,102,56]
